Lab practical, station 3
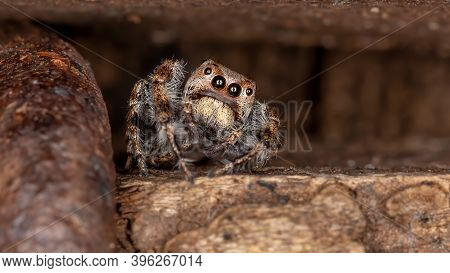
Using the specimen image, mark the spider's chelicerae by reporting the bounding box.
[125,59,282,183]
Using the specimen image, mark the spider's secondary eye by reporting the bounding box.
[212,75,226,89]
[228,83,242,97]
[246,88,253,96]
[204,67,212,75]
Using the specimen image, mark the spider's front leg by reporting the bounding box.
[211,130,242,156]
[150,59,194,183]
[126,59,193,182]
[212,103,282,175]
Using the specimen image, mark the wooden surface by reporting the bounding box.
[0,26,116,252]
[116,170,449,252]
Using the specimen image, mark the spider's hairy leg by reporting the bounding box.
[208,130,242,156]
[151,59,194,183]
[212,104,282,176]
[211,143,264,176]
[182,99,196,138]
[164,123,194,184]
[125,79,151,174]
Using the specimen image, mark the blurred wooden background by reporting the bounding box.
[1,0,449,170]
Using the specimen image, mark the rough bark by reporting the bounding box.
[116,171,449,253]
[0,25,116,252]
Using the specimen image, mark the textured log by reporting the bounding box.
[0,26,116,252]
[116,171,449,253]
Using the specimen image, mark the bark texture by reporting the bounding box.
[0,26,116,252]
[116,171,449,253]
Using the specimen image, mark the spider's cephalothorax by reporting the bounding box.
[125,59,282,183]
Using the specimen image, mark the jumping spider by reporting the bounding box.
[125,59,282,183]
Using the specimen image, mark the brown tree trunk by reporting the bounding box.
[117,170,448,253]
[0,25,116,252]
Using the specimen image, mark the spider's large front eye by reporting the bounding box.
[228,83,241,97]
[212,75,226,89]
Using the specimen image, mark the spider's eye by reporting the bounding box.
[204,67,212,75]
[212,75,226,89]
[246,88,253,96]
[228,83,241,97]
